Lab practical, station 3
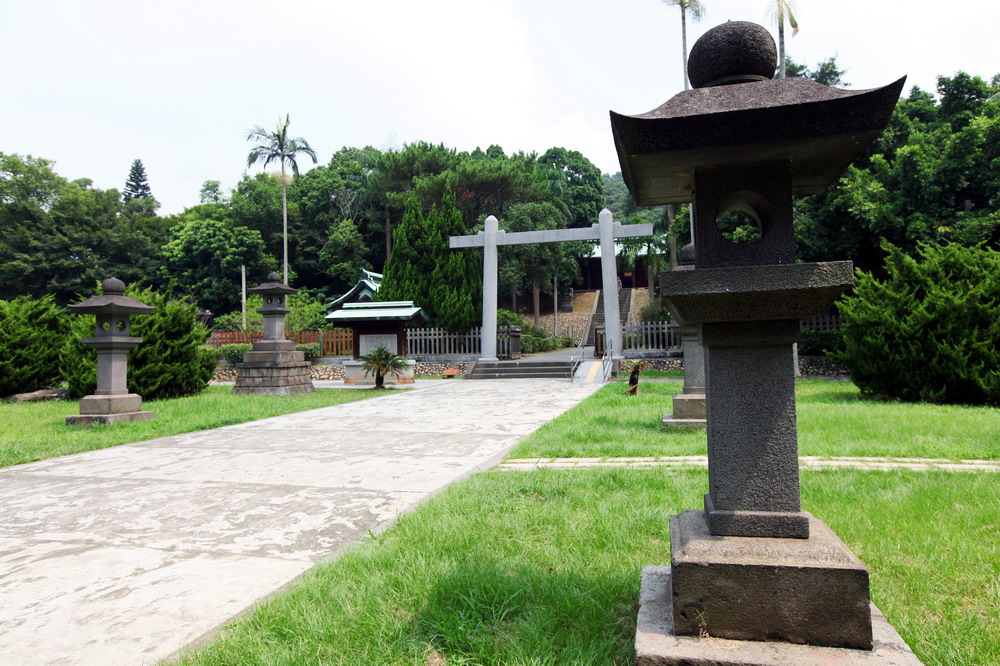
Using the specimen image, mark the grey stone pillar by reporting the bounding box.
[598,209,623,371]
[480,215,499,361]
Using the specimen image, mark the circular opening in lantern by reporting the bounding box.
[267,297,273,304]
[116,320,127,331]
[715,209,761,244]
[102,321,111,331]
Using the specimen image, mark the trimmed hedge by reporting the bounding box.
[0,295,69,397]
[833,242,1000,405]
[62,286,216,400]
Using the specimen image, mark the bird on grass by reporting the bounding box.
[622,361,651,395]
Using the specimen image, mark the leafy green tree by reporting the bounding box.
[535,147,603,228]
[0,154,169,302]
[199,180,224,204]
[0,295,69,396]
[833,242,1000,405]
[319,219,370,285]
[784,56,847,86]
[246,114,318,283]
[358,345,408,389]
[62,285,216,400]
[661,0,705,90]
[228,172,287,260]
[160,216,272,315]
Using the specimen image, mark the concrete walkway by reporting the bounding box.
[0,379,600,665]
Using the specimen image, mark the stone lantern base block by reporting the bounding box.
[78,393,144,415]
[670,510,874,650]
[636,566,921,666]
[66,410,154,427]
[232,352,315,396]
[661,415,707,430]
[663,392,707,430]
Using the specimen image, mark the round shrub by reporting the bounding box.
[832,242,1000,405]
[296,342,322,360]
[62,285,216,400]
[0,295,69,397]
[218,343,253,365]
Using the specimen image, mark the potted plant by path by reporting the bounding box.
[358,345,408,389]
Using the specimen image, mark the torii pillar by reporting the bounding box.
[451,209,652,367]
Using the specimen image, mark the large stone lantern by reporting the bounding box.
[66,277,155,426]
[232,272,315,395]
[612,22,919,663]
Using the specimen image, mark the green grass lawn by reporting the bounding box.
[174,377,999,666]
[175,468,998,666]
[0,386,384,468]
[509,378,1000,460]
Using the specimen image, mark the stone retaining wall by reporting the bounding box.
[213,361,470,383]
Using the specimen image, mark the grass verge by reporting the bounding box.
[0,386,383,468]
[175,467,998,666]
[509,379,1000,460]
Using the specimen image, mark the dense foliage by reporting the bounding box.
[62,285,215,400]
[833,242,1000,405]
[795,72,999,274]
[0,295,68,396]
[213,293,331,332]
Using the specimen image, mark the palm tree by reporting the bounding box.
[246,114,318,284]
[662,0,706,91]
[769,0,800,78]
[358,345,408,389]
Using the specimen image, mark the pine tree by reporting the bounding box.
[123,159,152,202]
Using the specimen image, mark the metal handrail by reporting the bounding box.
[601,339,614,382]
[569,330,589,380]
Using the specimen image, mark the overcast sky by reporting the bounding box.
[3,0,997,215]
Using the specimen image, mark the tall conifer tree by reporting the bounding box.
[123,159,152,202]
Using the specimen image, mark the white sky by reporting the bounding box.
[3,0,997,215]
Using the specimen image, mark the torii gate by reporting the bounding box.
[450,208,652,364]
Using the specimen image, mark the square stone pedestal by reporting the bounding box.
[66,393,154,427]
[636,565,921,665]
[662,392,706,429]
[232,342,315,396]
[670,510,873,649]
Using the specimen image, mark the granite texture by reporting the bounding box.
[637,565,922,665]
[687,21,777,88]
[669,510,873,649]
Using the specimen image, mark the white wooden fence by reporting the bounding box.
[405,326,521,360]
[621,321,681,351]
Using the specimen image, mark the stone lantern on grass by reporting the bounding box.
[232,272,315,395]
[611,21,920,663]
[66,277,155,426]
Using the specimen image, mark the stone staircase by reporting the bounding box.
[465,359,575,380]
[585,288,632,346]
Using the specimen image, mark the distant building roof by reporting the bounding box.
[326,300,428,323]
[327,268,383,310]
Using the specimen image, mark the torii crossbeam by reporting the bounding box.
[450,209,652,365]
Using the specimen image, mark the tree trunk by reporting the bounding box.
[532,278,540,327]
[375,371,385,389]
[281,165,289,284]
[778,20,786,78]
[681,8,689,90]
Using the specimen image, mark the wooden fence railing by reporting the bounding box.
[622,321,681,350]
[207,329,353,356]
[405,326,521,359]
[801,312,842,331]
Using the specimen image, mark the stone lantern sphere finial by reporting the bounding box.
[102,277,126,295]
[266,271,282,282]
[687,21,777,89]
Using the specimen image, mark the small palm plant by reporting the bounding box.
[358,345,408,389]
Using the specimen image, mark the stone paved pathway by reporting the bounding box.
[499,455,999,472]
[0,379,600,665]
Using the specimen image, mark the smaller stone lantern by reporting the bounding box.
[232,272,315,395]
[66,277,155,426]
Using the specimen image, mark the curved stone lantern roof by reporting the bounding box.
[248,272,298,296]
[67,278,155,316]
[610,21,906,206]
